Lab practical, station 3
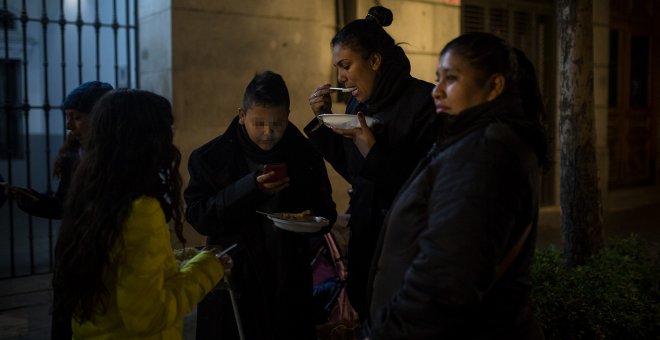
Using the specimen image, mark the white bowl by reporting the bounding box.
[318,114,379,129]
[266,215,329,233]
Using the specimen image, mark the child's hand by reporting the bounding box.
[203,246,234,277]
[256,172,289,194]
[218,254,233,277]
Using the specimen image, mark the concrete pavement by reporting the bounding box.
[1,185,659,339]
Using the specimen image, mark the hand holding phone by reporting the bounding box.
[262,163,287,183]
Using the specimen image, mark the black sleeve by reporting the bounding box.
[19,152,79,219]
[359,98,439,208]
[304,118,351,182]
[16,189,63,219]
[306,150,338,235]
[184,151,267,237]
[370,141,526,339]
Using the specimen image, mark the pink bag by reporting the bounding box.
[313,233,360,340]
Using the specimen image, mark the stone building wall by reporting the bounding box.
[138,1,629,245]
[138,0,461,245]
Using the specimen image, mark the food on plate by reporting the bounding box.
[273,212,311,221]
[173,247,200,266]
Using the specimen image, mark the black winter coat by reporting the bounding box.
[368,96,544,340]
[17,144,79,219]
[185,117,337,340]
[304,75,438,318]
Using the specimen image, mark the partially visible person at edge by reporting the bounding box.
[304,5,440,320]
[4,81,113,219]
[185,71,337,340]
[0,173,7,208]
[365,32,550,339]
[52,89,232,339]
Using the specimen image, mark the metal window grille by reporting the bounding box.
[0,0,139,279]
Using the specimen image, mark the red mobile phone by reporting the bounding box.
[263,163,287,183]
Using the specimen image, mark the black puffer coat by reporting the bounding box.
[185,117,337,340]
[304,74,439,318]
[368,95,545,339]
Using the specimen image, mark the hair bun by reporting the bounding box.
[366,6,393,27]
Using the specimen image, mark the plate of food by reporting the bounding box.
[317,114,379,129]
[173,247,200,266]
[257,211,329,233]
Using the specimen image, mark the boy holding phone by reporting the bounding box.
[185,71,337,340]
[262,162,287,183]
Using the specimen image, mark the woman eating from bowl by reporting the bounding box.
[304,5,440,320]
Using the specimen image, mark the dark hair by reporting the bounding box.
[241,70,290,111]
[512,48,546,122]
[441,32,550,168]
[440,32,517,91]
[441,33,546,121]
[331,6,396,61]
[53,89,184,322]
[512,47,552,169]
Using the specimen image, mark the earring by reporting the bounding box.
[238,108,245,123]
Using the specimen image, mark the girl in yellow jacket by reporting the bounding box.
[52,89,231,339]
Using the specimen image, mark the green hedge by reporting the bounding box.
[531,235,660,339]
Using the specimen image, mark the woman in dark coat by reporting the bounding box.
[366,33,549,339]
[304,6,439,319]
[185,71,337,340]
[5,81,113,219]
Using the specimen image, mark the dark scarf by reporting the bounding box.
[360,45,412,115]
[437,93,548,166]
[235,121,288,165]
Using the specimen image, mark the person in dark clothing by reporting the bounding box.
[366,32,549,339]
[304,6,439,320]
[4,81,113,219]
[185,71,337,340]
[0,173,7,208]
[2,80,112,340]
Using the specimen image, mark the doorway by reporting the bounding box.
[608,0,657,188]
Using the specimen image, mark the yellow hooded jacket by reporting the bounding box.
[72,196,223,339]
